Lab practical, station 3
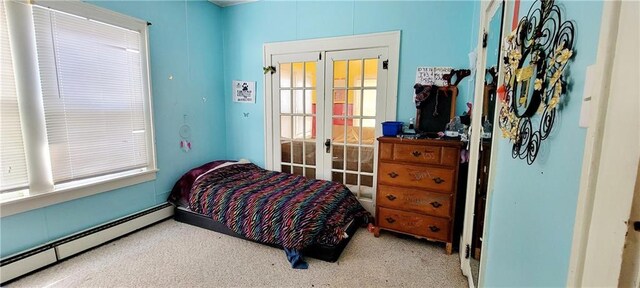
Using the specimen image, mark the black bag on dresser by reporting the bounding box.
[414,84,457,135]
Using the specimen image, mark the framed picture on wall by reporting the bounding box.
[233,80,256,103]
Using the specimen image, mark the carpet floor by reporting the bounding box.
[8,219,467,287]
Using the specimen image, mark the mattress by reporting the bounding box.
[173,205,362,262]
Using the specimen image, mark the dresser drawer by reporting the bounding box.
[379,142,459,167]
[377,207,450,241]
[378,163,455,193]
[391,143,442,165]
[377,185,452,218]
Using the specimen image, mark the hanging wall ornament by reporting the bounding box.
[498,0,575,165]
[179,114,192,153]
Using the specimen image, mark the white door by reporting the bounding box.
[270,48,389,213]
[324,48,388,212]
[272,52,324,179]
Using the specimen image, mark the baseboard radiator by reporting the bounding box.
[0,203,174,284]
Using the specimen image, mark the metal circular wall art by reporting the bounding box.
[498,0,575,165]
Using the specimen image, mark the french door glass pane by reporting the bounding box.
[348,60,362,87]
[347,90,361,116]
[293,166,303,176]
[346,146,358,171]
[280,90,291,114]
[362,90,376,117]
[364,59,378,87]
[280,63,291,88]
[345,173,358,185]
[332,171,343,183]
[293,116,304,140]
[305,62,316,87]
[280,141,291,163]
[333,60,346,88]
[304,116,314,140]
[361,146,374,173]
[305,168,316,179]
[305,90,314,114]
[281,116,291,139]
[305,142,316,165]
[292,62,304,88]
[362,119,376,145]
[293,90,304,114]
[332,145,344,169]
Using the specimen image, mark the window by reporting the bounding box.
[0,0,156,212]
[0,3,28,193]
[33,6,149,183]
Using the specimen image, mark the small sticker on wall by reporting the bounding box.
[233,80,256,103]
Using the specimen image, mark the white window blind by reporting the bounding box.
[32,6,149,184]
[0,3,29,193]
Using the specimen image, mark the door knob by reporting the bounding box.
[324,139,331,153]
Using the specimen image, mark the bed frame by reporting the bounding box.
[173,206,362,262]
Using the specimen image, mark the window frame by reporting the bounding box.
[0,0,157,217]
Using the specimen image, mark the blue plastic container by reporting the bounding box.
[381,121,403,137]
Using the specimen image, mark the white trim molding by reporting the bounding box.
[567,1,640,286]
[460,1,505,286]
[0,169,157,217]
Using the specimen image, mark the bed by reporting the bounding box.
[168,160,371,266]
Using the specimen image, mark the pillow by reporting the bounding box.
[168,160,232,207]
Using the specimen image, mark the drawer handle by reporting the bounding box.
[411,151,422,157]
[385,217,396,224]
[386,194,397,201]
[430,201,442,208]
[428,225,441,232]
[388,172,399,178]
[433,177,445,184]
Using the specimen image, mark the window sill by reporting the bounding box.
[0,169,158,217]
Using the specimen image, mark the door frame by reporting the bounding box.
[459,0,505,286]
[263,31,400,170]
[567,1,640,286]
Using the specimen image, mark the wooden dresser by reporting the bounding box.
[372,137,463,254]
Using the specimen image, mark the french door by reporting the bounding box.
[271,48,388,212]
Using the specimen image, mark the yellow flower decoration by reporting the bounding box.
[512,50,522,61]
[550,70,562,85]
[556,49,573,63]
[548,96,559,109]
[534,79,543,91]
[555,82,563,97]
[519,95,527,106]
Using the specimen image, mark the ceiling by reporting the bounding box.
[209,0,256,7]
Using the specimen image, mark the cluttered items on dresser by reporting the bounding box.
[413,68,471,139]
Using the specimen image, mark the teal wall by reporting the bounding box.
[0,0,227,258]
[481,0,603,286]
[221,1,477,166]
